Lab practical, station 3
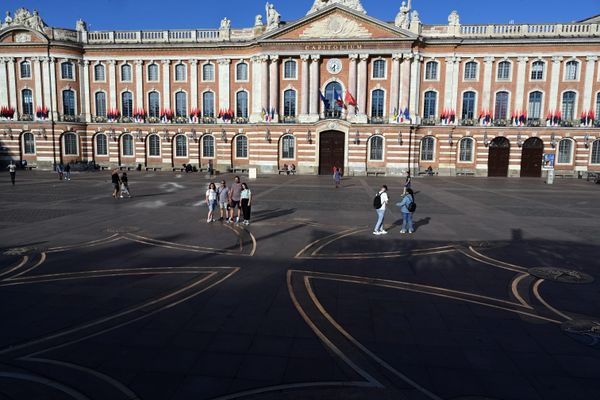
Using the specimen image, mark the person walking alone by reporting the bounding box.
[7,161,16,186]
[205,182,217,223]
[334,167,342,188]
[398,188,415,234]
[373,185,389,235]
[64,163,71,180]
[403,170,412,194]
[240,182,252,225]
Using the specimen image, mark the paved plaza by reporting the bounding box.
[0,171,599,400]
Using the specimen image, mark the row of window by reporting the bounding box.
[424,59,579,82]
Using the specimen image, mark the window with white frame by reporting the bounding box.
[420,137,435,161]
[121,64,132,82]
[281,135,295,159]
[236,91,248,118]
[20,61,31,79]
[95,92,106,117]
[565,60,579,81]
[94,64,105,81]
[283,90,296,117]
[531,61,544,80]
[236,62,248,81]
[62,90,76,116]
[203,92,215,117]
[203,135,215,158]
[175,135,187,157]
[175,63,186,81]
[122,134,134,156]
[494,91,509,120]
[461,91,476,120]
[497,61,511,80]
[423,91,437,119]
[561,91,576,121]
[96,134,108,155]
[63,132,78,155]
[528,91,543,120]
[372,60,386,79]
[284,60,297,79]
[121,91,133,118]
[148,92,160,118]
[148,63,159,81]
[202,63,215,81]
[61,62,74,80]
[21,89,33,116]
[459,137,474,162]
[425,61,438,80]
[371,89,385,118]
[175,91,187,117]
[236,135,248,158]
[557,139,573,164]
[148,135,160,156]
[369,136,384,161]
[23,132,35,154]
[591,140,600,164]
[464,61,478,80]
[595,93,600,120]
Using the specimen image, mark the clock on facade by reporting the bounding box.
[327,58,342,74]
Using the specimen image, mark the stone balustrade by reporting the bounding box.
[85,29,224,44]
[423,22,600,38]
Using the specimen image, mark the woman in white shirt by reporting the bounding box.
[205,182,218,223]
[240,183,252,225]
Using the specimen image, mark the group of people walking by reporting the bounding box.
[373,171,416,235]
[111,169,132,198]
[205,176,252,225]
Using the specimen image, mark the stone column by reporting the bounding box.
[108,59,117,110]
[514,56,528,113]
[0,59,7,107]
[269,55,279,122]
[299,55,310,120]
[309,55,320,119]
[33,57,43,112]
[389,53,401,122]
[6,58,17,110]
[408,53,421,123]
[443,57,455,111]
[348,54,358,117]
[80,60,91,122]
[261,55,270,115]
[548,56,563,113]
[451,57,461,113]
[189,60,198,112]
[356,54,368,121]
[583,56,598,112]
[162,59,171,110]
[481,56,494,114]
[135,60,144,110]
[217,58,230,112]
[399,53,411,117]
[41,57,52,114]
[250,55,264,122]
[49,57,58,119]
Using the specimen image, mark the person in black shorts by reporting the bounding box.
[111,168,121,198]
[228,176,243,224]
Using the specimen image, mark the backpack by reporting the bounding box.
[373,193,382,209]
[407,197,417,213]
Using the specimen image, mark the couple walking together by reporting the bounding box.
[205,176,252,225]
[374,184,415,235]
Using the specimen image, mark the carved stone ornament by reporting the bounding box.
[1,8,47,33]
[14,32,32,43]
[300,15,372,39]
[308,0,367,15]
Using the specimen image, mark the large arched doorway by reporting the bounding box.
[520,137,544,177]
[488,137,510,177]
[319,131,345,175]
[324,82,343,118]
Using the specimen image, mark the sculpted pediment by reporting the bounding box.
[300,14,372,39]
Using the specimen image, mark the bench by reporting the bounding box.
[418,170,438,176]
[456,169,476,176]
[24,165,37,170]
[278,169,297,175]
[172,167,185,172]
[145,167,162,172]
[585,172,599,182]
[554,172,576,179]
[119,165,135,171]
[366,170,386,177]
[99,165,110,171]
[229,168,249,174]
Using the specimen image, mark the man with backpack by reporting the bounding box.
[373,185,389,235]
[397,188,416,234]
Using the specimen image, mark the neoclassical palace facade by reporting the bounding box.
[1,0,600,176]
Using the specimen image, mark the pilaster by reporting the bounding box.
[481,56,495,113]
[269,55,279,122]
[308,55,320,120]
[514,56,528,112]
[389,53,401,122]
[548,56,563,112]
[135,60,144,110]
[299,55,310,121]
[162,59,171,110]
[108,59,117,110]
[217,58,231,112]
[583,56,598,111]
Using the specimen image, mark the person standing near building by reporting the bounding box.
[56,163,64,181]
[217,180,230,222]
[240,182,252,225]
[373,185,389,235]
[334,167,342,188]
[228,176,243,224]
[120,172,131,198]
[398,188,415,234]
[111,168,121,198]
[7,161,16,186]
[64,163,71,180]
[403,170,412,194]
[205,182,217,223]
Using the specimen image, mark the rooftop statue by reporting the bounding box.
[307,0,367,15]
[265,2,281,32]
[1,8,47,32]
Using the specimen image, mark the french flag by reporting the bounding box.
[334,89,344,108]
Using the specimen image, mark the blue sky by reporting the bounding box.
[3,0,598,30]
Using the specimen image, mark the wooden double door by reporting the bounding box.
[319,131,345,175]
[520,137,544,178]
[488,137,510,177]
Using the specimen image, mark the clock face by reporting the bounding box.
[327,58,342,75]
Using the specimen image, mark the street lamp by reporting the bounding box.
[265,129,271,143]
[398,132,403,145]
[135,129,144,142]
[550,133,557,148]
[448,131,453,146]
[307,130,312,144]
[584,133,590,148]
[221,129,227,142]
[517,133,523,147]
[354,130,360,145]
[163,130,170,142]
[483,133,489,147]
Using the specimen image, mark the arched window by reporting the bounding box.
[121,91,133,118]
[96,134,108,156]
[236,135,248,158]
[21,89,33,116]
[202,63,214,81]
[557,139,573,164]
[122,134,134,156]
[528,91,543,120]
[175,63,186,81]
[461,91,476,120]
[369,136,384,161]
[63,132,78,155]
[175,135,187,157]
[425,61,438,80]
[203,135,215,158]
[203,92,215,118]
[565,60,579,81]
[372,60,386,79]
[121,64,132,81]
[591,140,600,165]
[324,82,343,115]
[236,91,248,118]
[94,64,105,81]
[62,90,76,116]
[531,61,544,80]
[423,91,437,119]
[284,60,297,79]
[148,92,160,118]
[459,137,474,162]
[175,91,187,117]
[281,135,295,159]
[61,62,74,80]
[371,89,385,118]
[497,61,511,80]
[494,91,509,120]
[236,62,248,81]
[148,64,159,81]
[23,132,35,154]
[420,137,435,161]
[95,92,106,117]
[283,90,296,117]
[148,135,160,157]
[20,61,31,78]
[464,61,478,80]
[561,91,577,121]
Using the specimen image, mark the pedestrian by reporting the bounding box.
[334,167,342,188]
[56,163,64,181]
[217,180,230,222]
[228,175,243,224]
[111,168,121,198]
[403,170,412,194]
[120,172,131,198]
[65,163,71,180]
[240,182,252,225]
[373,184,389,235]
[7,161,16,186]
[205,182,217,223]
[398,188,415,234]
